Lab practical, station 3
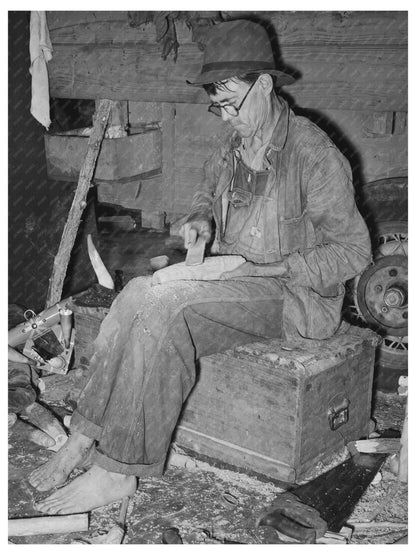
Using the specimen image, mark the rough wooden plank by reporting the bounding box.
[228,11,408,46]
[48,42,407,110]
[46,99,111,308]
[46,11,407,110]
[47,11,407,47]
[47,12,193,45]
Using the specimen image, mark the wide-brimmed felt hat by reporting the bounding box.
[187,19,295,87]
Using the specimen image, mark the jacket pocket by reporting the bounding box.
[306,283,345,338]
[279,210,315,255]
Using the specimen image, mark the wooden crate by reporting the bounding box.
[175,326,380,483]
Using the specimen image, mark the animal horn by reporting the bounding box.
[87,234,114,290]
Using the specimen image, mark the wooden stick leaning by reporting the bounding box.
[45,99,112,308]
[398,399,408,482]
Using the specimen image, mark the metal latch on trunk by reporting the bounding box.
[327,396,350,431]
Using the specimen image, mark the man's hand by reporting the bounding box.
[180,219,212,249]
[220,261,289,280]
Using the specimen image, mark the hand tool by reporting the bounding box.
[258,453,387,542]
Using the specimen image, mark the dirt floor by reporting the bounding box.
[8,226,409,545]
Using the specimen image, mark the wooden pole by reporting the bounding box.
[399,399,408,482]
[8,513,89,537]
[45,98,112,308]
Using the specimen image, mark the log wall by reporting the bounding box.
[46,11,408,221]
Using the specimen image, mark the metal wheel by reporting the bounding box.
[351,221,408,371]
[345,178,408,378]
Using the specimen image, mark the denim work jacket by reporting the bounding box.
[187,97,372,339]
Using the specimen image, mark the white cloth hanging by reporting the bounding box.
[29,11,53,129]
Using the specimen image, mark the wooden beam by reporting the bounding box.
[45,99,112,308]
[47,11,408,47]
[46,11,407,111]
[47,42,407,111]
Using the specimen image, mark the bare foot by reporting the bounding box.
[28,432,93,492]
[34,465,137,514]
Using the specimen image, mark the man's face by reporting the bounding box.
[209,78,265,138]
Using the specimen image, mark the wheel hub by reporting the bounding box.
[356,254,408,336]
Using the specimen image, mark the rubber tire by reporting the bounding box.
[355,177,408,392]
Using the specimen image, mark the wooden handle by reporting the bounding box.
[8,513,89,537]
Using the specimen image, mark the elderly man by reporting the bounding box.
[30,20,371,514]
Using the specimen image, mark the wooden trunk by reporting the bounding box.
[174,326,380,484]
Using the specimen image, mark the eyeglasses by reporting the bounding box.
[208,79,258,117]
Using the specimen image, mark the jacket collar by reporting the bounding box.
[267,95,290,152]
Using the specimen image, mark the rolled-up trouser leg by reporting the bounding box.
[70,275,284,476]
[8,361,37,413]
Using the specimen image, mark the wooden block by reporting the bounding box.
[98,215,137,232]
[141,210,166,231]
[175,326,379,483]
[353,438,401,454]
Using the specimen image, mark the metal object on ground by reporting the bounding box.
[258,491,327,543]
[258,453,386,543]
[288,453,387,533]
[8,299,75,375]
